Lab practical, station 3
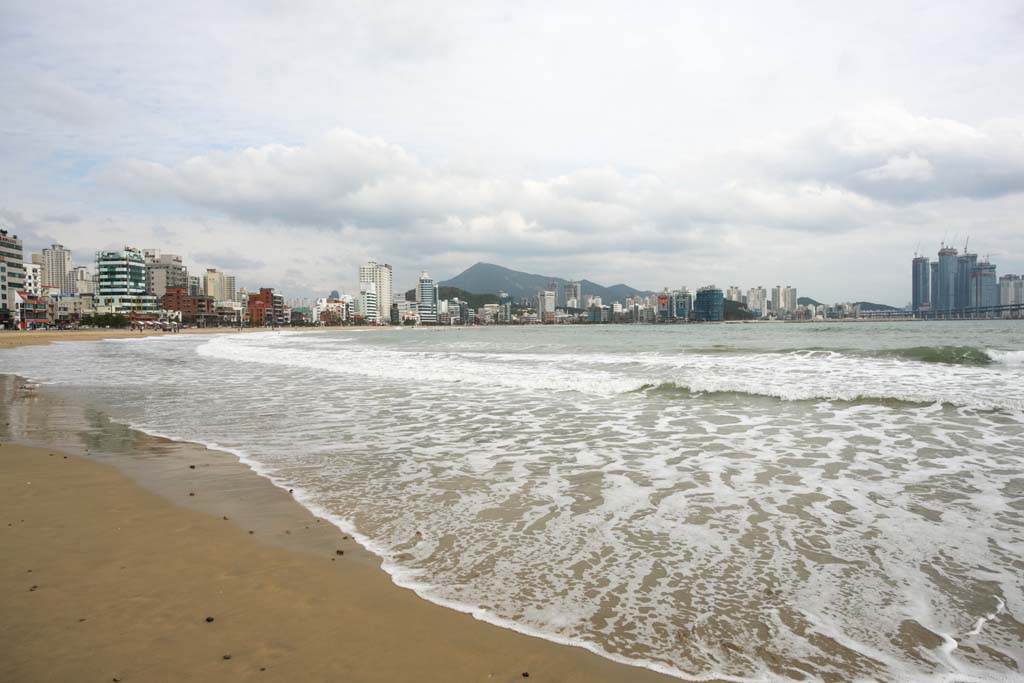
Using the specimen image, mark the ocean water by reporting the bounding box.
[3,322,1024,682]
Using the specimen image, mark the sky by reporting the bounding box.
[2,1,1024,305]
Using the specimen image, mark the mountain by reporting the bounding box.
[797,296,822,306]
[440,262,654,304]
[404,286,499,310]
[853,301,900,311]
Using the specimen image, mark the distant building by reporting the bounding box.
[911,256,930,311]
[23,262,42,296]
[726,286,743,303]
[417,271,438,324]
[564,281,582,309]
[247,288,284,326]
[38,243,74,294]
[672,288,692,320]
[0,229,25,312]
[203,268,231,302]
[72,266,96,295]
[538,289,556,323]
[356,281,378,322]
[188,275,202,296]
[95,247,158,315]
[746,286,767,317]
[694,285,724,322]
[956,252,978,310]
[161,287,215,325]
[936,246,958,311]
[1000,274,1023,307]
[969,261,998,310]
[929,262,938,310]
[144,249,189,298]
[358,261,392,324]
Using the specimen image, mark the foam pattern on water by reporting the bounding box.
[3,324,1023,682]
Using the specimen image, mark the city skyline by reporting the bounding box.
[3,3,1024,304]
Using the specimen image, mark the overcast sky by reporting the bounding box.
[2,1,1023,304]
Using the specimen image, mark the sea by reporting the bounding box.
[3,321,1023,683]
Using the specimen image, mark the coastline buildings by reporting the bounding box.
[144,250,188,298]
[914,245,1004,314]
[936,246,958,311]
[23,262,42,296]
[357,261,392,324]
[911,255,930,311]
[203,268,234,302]
[95,247,158,315]
[417,271,438,324]
[37,244,74,294]
[694,286,724,322]
[564,280,582,309]
[0,229,25,313]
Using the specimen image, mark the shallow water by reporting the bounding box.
[3,322,1024,682]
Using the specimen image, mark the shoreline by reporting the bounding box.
[0,373,686,683]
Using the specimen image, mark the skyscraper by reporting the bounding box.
[416,271,438,324]
[564,280,582,309]
[726,286,743,302]
[538,290,556,323]
[746,286,767,317]
[969,261,998,310]
[694,285,724,322]
[357,261,393,324]
[956,251,978,309]
[39,244,74,293]
[930,262,939,310]
[1000,275,1023,308]
[203,269,230,301]
[936,246,958,311]
[911,256,930,311]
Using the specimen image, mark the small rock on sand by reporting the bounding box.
[205,616,215,623]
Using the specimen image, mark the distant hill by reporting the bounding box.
[440,262,654,305]
[797,296,822,306]
[853,301,900,311]
[724,299,754,320]
[404,286,499,310]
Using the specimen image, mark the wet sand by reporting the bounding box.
[0,374,683,683]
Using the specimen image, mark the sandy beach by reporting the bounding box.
[0,347,681,682]
[0,327,310,349]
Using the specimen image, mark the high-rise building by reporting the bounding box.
[357,261,393,324]
[0,229,25,311]
[969,261,998,310]
[956,252,978,310]
[356,281,378,322]
[416,271,438,324]
[96,247,157,314]
[188,275,201,296]
[726,286,743,303]
[936,246,958,311]
[746,286,768,317]
[538,289,556,323]
[999,275,1023,309]
[930,262,939,310]
[694,285,724,322]
[564,281,582,309]
[911,256,930,311]
[203,269,231,302]
[671,288,692,320]
[23,262,42,296]
[144,249,189,298]
[38,244,74,293]
[226,275,237,302]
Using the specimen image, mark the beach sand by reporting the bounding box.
[0,327,306,349]
[0,370,683,682]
